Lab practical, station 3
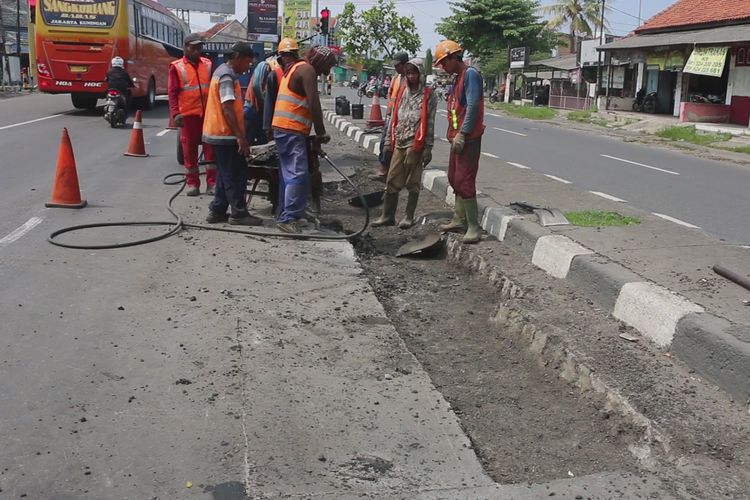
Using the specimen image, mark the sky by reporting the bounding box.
[190,0,677,55]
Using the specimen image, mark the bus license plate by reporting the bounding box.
[70,65,88,73]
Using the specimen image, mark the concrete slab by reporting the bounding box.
[532,235,594,279]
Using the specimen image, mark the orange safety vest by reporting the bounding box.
[202,64,245,145]
[390,85,433,153]
[272,61,314,135]
[447,67,485,141]
[171,57,211,117]
[387,74,403,116]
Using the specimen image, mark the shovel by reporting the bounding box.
[510,201,570,227]
[395,232,444,258]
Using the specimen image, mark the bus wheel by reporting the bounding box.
[71,93,98,110]
[139,78,156,110]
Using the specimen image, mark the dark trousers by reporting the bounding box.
[244,105,268,146]
[209,144,249,218]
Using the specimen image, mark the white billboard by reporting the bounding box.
[158,0,235,15]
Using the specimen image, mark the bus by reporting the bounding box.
[35,0,188,110]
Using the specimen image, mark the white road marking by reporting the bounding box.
[652,213,700,229]
[507,162,530,170]
[439,137,449,142]
[492,126,527,137]
[0,114,64,131]
[481,152,499,159]
[0,217,44,249]
[487,113,501,117]
[589,191,627,202]
[545,174,572,184]
[156,129,170,137]
[601,154,679,176]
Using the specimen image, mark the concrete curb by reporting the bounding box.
[323,106,750,405]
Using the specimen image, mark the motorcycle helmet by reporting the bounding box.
[111,56,125,68]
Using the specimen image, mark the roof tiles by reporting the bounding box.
[635,0,750,33]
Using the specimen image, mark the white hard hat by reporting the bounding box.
[111,57,124,68]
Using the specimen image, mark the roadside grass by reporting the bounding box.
[565,210,641,227]
[655,125,732,146]
[567,110,609,127]
[489,102,557,120]
[722,145,750,154]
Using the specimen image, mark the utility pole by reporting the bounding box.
[638,0,642,25]
[16,0,21,56]
[596,0,605,98]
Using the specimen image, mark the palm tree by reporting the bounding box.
[539,0,609,53]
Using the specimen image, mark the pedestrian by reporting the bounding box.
[372,58,436,229]
[370,52,408,181]
[271,45,336,234]
[433,40,485,244]
[168,33,217,196]
[203,42,263,226]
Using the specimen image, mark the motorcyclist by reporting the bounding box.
[106,57,134,108]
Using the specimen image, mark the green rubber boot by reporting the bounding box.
[398,191,420,229]
[462,197,481,244]
[439,196,466,233]
[371,192,399,227]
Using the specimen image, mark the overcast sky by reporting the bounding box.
[192,0,677,55]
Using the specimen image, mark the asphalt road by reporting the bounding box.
[336,86,750,245]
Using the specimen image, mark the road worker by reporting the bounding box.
[434,40,485,244]
[371,51,408,181]
[168,33,217,196]
[372,58,436,229]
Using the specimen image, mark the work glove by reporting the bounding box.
[173,114,184,127]
[452,132,466,155]
[317,133,331,145]
[421,148,432,167]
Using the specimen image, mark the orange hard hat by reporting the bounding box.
[278,38,299,54]
[434,40,463,66]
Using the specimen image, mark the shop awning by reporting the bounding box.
[598,24,750,51]
[527,54,578,71]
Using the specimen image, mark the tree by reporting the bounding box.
[424,49,433,76]
[539,0,610,53]
[437,0,555,71]
[337,0,421,61]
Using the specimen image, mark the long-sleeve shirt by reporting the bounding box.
[385,83,437,151]
[168,57,209,119]
[457,67,483,137]
[263,70,280,133]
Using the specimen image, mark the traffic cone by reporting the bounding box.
[367,93,385,128]
[124,110,149,157]
[45,128,87,209]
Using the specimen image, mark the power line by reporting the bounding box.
[608,4,641,21]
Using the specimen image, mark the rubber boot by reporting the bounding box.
[462,197,481,244]
[439,196,466,232]
[371,192,398,227]
[398,191,420,229]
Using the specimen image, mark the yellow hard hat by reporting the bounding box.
[278,38,299,54]
[434,40,463,66]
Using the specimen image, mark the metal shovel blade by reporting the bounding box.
[534,208,570,227]
[396,232,443,258]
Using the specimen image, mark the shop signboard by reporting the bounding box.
[158,0,234,15]
[684,47,728,77]
[509,46,528,69]
[247,0,278,42]
[283,0,312,40]
[40,0,118,28]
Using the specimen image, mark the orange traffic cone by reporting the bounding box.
[124,110,149,157]
[367,93,385,128]
[45,128,87,209]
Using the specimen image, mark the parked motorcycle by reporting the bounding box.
[632,88,657,114]
[489,89,499,103]
[103,89,127,128]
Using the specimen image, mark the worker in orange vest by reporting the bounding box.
[202,42,262,226]
[373,57,436,229]
[434,40,485,244]
[168,33,217,196]
[371,52,408,181]
[272,45,336,234]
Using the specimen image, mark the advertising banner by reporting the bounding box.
[509,47,528,69]
[40,0,118,28]
[283,0,312,41]
[247,0,278,42]
[684,47,728,77]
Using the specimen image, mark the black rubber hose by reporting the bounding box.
[48,152,370,249]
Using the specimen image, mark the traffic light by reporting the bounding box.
[320,8,330,35]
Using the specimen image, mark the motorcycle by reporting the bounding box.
[103,89,127,128]
[632,88,657,114]
[489,89,499,103]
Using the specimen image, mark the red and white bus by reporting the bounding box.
[35,0,188,109]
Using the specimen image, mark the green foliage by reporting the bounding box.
[565,210,641,227]
[539,0,611,52]
[424,49,433,76]
[436,0,555,76]
[490,102,557,119]
[656,126,731,145]
[337,0,421,61]
[567,110,608,127]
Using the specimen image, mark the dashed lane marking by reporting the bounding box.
[492,126,527,137]
[439,137,449,142]
[487,113,501,117]
[652,213,700,229]
[601,154,680,176]
[507,162,530,170]
[0,114,64,131]
[0,217,44,249]
[156,129,171,137]
[589,191,627,202]
[544,174,572,184]
[481,152,499,159]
